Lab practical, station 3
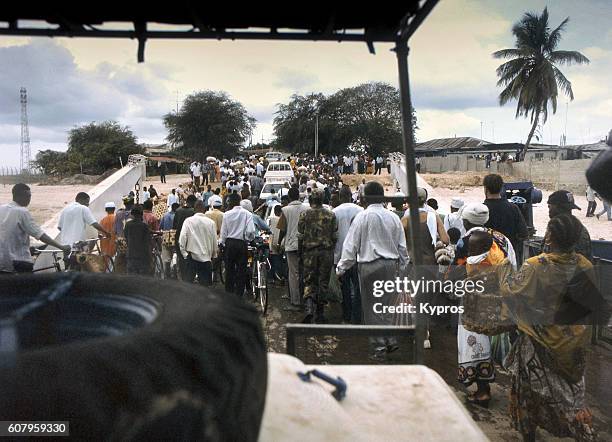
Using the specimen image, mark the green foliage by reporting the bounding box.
[273,82,416,156]
[33,150,73,176]
[164,91,255,160]
[67,121,142,174]
[33,121,142,176]
[493,7,589,148]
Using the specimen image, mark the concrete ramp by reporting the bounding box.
[34,157,146,271]
[389,152,433,196]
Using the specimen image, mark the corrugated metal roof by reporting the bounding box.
[416,137,490,151]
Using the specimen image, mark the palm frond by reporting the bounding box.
[493,48,523,59]
[545,17,569,52]
[548,50,590,66]
[552,66,574,100]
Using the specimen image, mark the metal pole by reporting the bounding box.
[395,37,424,364]
[315,114,319,157]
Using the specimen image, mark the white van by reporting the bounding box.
[264,161,294,183]
[265,151,284,162]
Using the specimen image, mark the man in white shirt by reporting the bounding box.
[167,188,179,212]
[375,156,384,175]
[337,181,408,356]
[192,162,202,188]
[179,200,218,285]
[58,192,110,247]
[220,193,256,297]
[443,197,466,237]
[0,183,71,273]
[333,186,364,323]
[277,187,309,310]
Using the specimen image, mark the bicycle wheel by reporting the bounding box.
[258,262,268,316]
[153,253,165,280]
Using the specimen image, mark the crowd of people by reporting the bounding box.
[1,150,609,441]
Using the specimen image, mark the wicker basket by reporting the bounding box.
[116,238,128,254]
[76,253,107,273]
[162,230,176,248]
[461,269,515,336]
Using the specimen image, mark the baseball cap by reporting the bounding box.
[548,190,581,210]
[104,202,116,209]
[450,198,464,209]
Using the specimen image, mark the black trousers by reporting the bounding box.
[587,200,597,216]
[184,256,212,285]
[224,238,248,297]
[160,173,166,183]
[127,258,151,275]
[202,174,209,186]
[13,261,34,273]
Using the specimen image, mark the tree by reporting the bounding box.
[68,121,142,175]
[272,82,417,156]
[33,150,72,176]
[164,91,255,160]
[493,7,589,157]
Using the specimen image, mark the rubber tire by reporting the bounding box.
[0,273,267,441]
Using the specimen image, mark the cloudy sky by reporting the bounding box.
[1,0,611,167]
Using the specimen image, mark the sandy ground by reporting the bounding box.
[2,170,608,240]
[342,170,611,241]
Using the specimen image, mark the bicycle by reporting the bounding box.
[211,246,225,285]
[247,233,270,316]
[32,238,110,273]
[151,232,165,280]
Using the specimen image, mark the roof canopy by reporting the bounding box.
[0,2,436,60]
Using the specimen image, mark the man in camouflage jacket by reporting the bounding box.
[298,188,338,323]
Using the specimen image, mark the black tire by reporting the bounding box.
[259,264,268,316]
[0,273,267,441]
[153,253,165,280]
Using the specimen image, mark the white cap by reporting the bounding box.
[104,202,116,209]
[209,195,223,207]
[240,199,254,212]
[450,198,464,209]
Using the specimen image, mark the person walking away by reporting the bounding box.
[547,190,593,261]
[482,174,528,257]
[402,187,449,348]
[415,156,421,173]
[113,196,134,274]
[385,156,391,174]
[201,162,209,186]
[99,202,117,270]
[202,185,214,208]
[58,192,110,248]
[585,186,597,217]
[159,162,167,183]
[205,195,224,236]
[123,205,152,275]
[160,202,179,278]
[337,181,409,359]
[179,200,218,285]
[173,194,197,280]
[444,198,466,237]
[297,189,337,323]
[220,193,256,297]
[499,214,608,441]
[142,200,160,231]
[142,186,150,202]
[333,186,364,323]
[268,204,285,282]
[277,187,309,311]
[0,183,71,273]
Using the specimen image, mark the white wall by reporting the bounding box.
[34,163,145,271]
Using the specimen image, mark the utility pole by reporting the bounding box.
[175,90,180,113]
[20,87,31,174]
[314,112,319,157]
[480,121,483,140]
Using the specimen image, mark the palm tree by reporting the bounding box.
[493,7,589,157]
